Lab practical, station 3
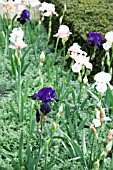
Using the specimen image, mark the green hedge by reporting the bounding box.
[40,0,113,39]
[40,0,113,77]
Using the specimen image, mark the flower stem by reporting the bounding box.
[54,36,60,61]
[89,136,94,169]
[16,51,23,122]
[48,16,52,43]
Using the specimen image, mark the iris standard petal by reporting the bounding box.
[37,87,57,102]
[21,9,30,20]
[29,87,59,103]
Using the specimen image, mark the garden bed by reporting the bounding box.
[0,1,113,170]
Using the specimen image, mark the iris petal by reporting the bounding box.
[21,9,30,20]
[37,87,58,103]
[88,32,102,48]
[40,102,51,115]
[28,93,38,100]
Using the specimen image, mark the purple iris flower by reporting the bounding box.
[29,87,59,103]
[88,32,103,50]
[88,32,102,45]
[21,10,30,20]
[17,9,30,25]
[29,87,59,115]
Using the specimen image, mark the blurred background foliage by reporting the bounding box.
[40,0,113,79]
[40,0,113,41]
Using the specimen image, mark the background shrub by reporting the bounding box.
[40,0,113,41]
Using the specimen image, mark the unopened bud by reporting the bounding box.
[100,151,107,160]
[90,124,98,139]
[99,141,112,161]
[56,105,63,121]
[40,62,43,66]
[38,129,42,135]
[39,20,41,25]
[40,51,45,63]
[93,160,100,170]
[39,77,43,85]
[90,124,96,133]
[83,76,88,85]
[2,31,5,37]
[56,112,61,120]
[46,138,51,145]
[52,122,59,132]
[59,105,63,114]
[106,52,110,66]
[110,67,112,76]
[105,141,112,153]
[107,129,113,141]
[100,107,105,120]
[78,73,82,83]
[45,138,51,152]
[64,3,67,12]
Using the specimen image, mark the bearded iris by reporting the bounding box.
[88,32,103,50]
[17,9,30,24]
[29,87,59,118]
[29,87,59,102]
